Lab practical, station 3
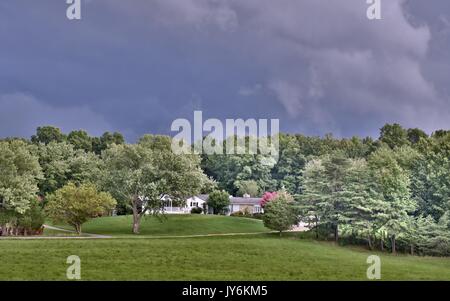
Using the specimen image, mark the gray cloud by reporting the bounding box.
[0,0,449,140]
[0,93,113,138]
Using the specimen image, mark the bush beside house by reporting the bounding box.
[191,207,203,214]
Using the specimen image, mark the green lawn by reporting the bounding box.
[1,235,450,280]
[1,215,450,280]
[50,214,270,237]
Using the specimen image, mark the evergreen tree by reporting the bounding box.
[368,147,416,253]
[300,152,351,242]
[340,159,387,249]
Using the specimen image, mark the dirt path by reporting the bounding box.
[0,225,111,240]
[43,225,112,238]
[0,225,305,240]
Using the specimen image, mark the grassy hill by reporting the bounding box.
[49,214,270,237]
[2,215,449,280]
[1,235,450,280]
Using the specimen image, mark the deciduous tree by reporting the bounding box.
[46,182,116,234]
[263,192,297,236]
[31,126,66,145]
[102,135,208,234]
[207,190,230,215]
[0,140,43,236]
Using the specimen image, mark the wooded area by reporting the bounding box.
[1,124,449,256]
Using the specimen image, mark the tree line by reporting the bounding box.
[0,127,209,235]
[1,124,450,256]
[201,124,450,256]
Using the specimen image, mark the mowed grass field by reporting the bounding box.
[49,214,271,237]
[1,215,450,280]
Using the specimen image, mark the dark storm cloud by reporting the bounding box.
[0,0,449,140]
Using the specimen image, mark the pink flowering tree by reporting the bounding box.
[260,191,278,208]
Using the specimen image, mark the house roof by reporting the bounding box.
[191,194,262,205]
[230,197,261,205]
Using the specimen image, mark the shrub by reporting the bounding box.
[18,199,45,234]
[252,213,263,220]
[230,210,263,219]
[230,209,256,218]
[0,199,45,236]
[191,207,203,214]
[230,211,244,217]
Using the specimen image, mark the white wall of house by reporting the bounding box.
[162,195,264,215]
[229,204,240,213]
[164,195,206,214]
[227,204,263,215]
[186,196,207,210]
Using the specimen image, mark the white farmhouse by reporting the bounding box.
[228,194,263,215]
[164,194,209,214]
[163,193,263,215]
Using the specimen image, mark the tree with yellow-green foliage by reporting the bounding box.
[46,182,116,234]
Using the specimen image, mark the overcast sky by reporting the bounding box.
[1,0,449,141]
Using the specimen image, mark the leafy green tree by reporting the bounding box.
[92,131,125,154]
[271,134,306,195]
[340,159,387,249]
[368,147,416,253]
[0,141,43,236]
[102,135,207,234]
[409,215,450,256]
[379,123,409,149]
[300,152,351,242]
[200,176,218,194]
[102,143,155,233]
[407,128,428,145]
[298,158,327,239]
[235,180,260,197]
[67,130,93,152]
[1,202,45,237]
[263,191,297,236]
[207,190,230,215]
[400,215,425,256]
[431,130,450,139]
[0,210,16,236]
[37,141,74,195]
[339,136,376,159]
[16,199,45,236]
[37,142,103,195]
[410,135,450,221]
[46,182,116,234]
[31,126,66,144]
[201,136,277,195]
[69,151,104,186]
[0,140,42,214]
